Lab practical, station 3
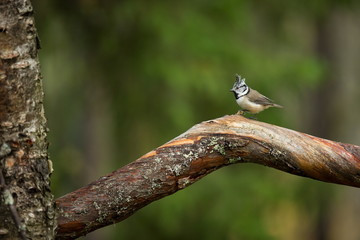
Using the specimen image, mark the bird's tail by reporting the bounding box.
[272,103,283,108]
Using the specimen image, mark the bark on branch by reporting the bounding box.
[55,115,360,239]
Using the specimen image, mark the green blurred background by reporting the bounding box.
[32,0,360,239]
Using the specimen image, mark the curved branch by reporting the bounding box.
[55,115,360,239]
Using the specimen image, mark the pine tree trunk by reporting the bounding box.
[0,0,55,239]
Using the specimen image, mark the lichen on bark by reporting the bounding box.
[0,0,55,239]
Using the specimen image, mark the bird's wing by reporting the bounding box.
[247,89,275,106]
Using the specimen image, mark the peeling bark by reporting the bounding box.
[55,115,360,239]
[0,0,55,239]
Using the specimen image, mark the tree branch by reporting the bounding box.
[55,115,360,239]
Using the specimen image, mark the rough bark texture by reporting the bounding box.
[0,0,55,239]
[55,115,360,239]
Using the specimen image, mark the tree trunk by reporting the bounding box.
[0,0,55,239]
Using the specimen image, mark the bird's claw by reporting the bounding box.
[236,110,245,115]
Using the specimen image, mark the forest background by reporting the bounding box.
[33,1,360,239]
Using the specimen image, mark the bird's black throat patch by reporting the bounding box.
[232,91,240,99]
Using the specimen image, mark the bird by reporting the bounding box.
[230,74,282,115]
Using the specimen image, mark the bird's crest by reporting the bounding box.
[232,74,246,90]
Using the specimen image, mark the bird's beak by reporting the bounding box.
[230,89,235,92]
